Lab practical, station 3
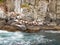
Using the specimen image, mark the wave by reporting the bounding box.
[45,30,60,33]
[0,30,54,45]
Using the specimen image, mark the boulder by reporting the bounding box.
[15,24,27,31]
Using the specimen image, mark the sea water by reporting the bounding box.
[0,30,60,45]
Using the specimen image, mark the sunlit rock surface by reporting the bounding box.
[14,0,21,13]
[0,8,6,19]
[6,0,15,12]
[0,0,59,30]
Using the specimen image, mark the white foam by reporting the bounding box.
[14,19,18,22]
[13,32,24,38]
[0,30,8,33]
[45,30,60,33]
[0,30,54,45]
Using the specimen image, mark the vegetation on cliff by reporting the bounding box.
[0,0,5,3]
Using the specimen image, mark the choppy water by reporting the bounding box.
[0,30,60,45]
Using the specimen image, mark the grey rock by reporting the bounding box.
[15,24,27,31]
[56,19,60,25]
[22,15,34,21]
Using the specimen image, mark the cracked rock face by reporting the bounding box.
[21,0,49,21]
[0,8,6,19]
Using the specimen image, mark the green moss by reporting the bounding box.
[0,0,5,3]
[21,3,29,8]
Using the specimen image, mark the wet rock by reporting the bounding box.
[26,25,40,31]
[6,20,14,25]
[0,19,6,25]
[56,19,60,25]
[47,22,57,26]
[1,25,19,32]
[15,24,27,31]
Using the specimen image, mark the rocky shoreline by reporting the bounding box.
[0,18,60,33]
[0,0,60,33]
